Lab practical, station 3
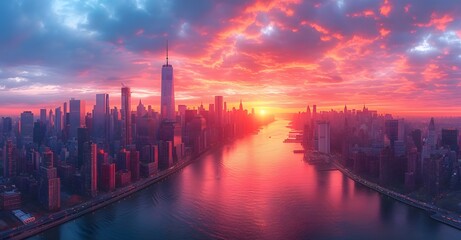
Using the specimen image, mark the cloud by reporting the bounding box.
[0,0,461,116]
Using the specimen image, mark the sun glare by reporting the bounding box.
[259,109,267,115]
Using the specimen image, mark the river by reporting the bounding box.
[30,120,460,239]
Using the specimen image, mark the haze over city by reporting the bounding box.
[1,0,461,116]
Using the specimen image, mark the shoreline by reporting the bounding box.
[1,144,219,240]
[329,158,461,230]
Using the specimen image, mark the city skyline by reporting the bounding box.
[1,1,461,116]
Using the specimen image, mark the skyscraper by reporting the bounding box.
[40,108,47,123]
[121,87,132,147]
[3,140,15,178]
[161,42,175,121]
[77,127,89,169]
[20,111,34,146]
[215,96,223,126]
[93,94,110,143]
[38,148,60,211]
[317,121,330,154]
[55,107,62,132]
[427,118,436,150]
[441,129,459,153]
[1,117,12,137]
[69,98,86,139]
[83,142,98,197]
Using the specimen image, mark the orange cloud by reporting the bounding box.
[380,0,392,16]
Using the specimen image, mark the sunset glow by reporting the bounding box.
[1,1,461,116]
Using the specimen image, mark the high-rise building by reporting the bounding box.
[40,109,47,123]
[158,140,173,170]
[55,107,62,132]
[441,129,459,153]
[317,121,330,154]
[2,117,12,136]
[83,142,98,197]
[117,149,131,171]
[69,99,86,139]
[161,42,175,121]
[93,94,110,144]
[100,163,115,192]
[38,149,60,211]
[130,149,140,182]
[121,87,132,147]
[214,96,223,126]
[427,118,436,150]
[48,109,54,128]
[137,99,147,117]
[77,127,89,169]
[20,111,34,146]
[3,140,15,178]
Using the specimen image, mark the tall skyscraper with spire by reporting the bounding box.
[161,41,175,121]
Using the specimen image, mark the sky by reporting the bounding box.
[0,0,461,117]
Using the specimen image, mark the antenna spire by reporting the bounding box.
[166,40,169,65]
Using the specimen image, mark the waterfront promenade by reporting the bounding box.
[329,157,461,230]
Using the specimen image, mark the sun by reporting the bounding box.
[259,109,267,115]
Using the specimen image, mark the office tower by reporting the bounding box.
[2,117,12,136]
[158,141,173,170]
[83,142,98,197]
[379,146,393,185]
[20,111,34,146]
[137,100,147,117]
[42,147,54,168]
[385,119,405,155]
[190,114,207,154]
[33,121,46,146]
[160,42,175,121]
[385,119,399,146]
[117,149,131,171]
[115,170,131,187]
[93,93,110,143]
[411,129,422,153]
[136,114,159,147]
[63,102,68,126]
[100,163,115,192]
[3,140,15,178]
[427,118,436,150]
[121,87,132,147]
[317,121,330,154]
[69,99,86,139]
[215,96,223,126]
[313,105,317,119]
[441,129,459,153]
[158,120,182,162]
[55,107,62,132]
[130,149,140,181]
[77,127,89,169]
[48,109,54,128]
[178,105,187,116]
[40,109,47,123]
[38,148,60,211]
[140,145,158,177]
